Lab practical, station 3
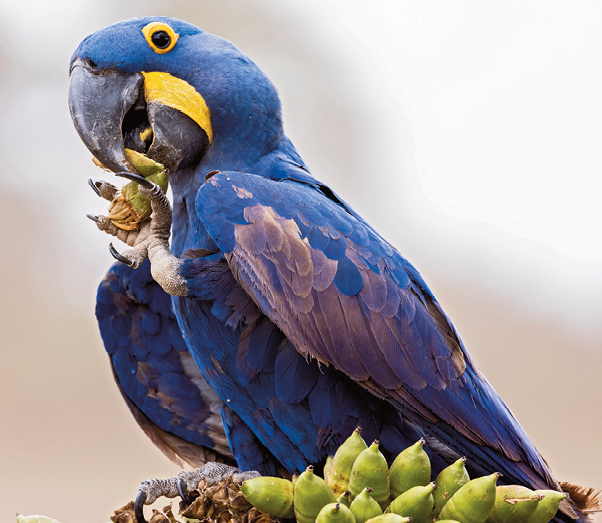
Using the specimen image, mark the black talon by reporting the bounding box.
[134,489,148,523]
[177,477,193,505]
[115,171,154,189]
[87,177,102,197]
[109,242,134,266]
[86,213,100,223]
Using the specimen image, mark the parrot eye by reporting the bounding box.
[142,22,179,54]
[151,31,171,49]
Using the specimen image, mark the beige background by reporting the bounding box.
[0,2,600,522]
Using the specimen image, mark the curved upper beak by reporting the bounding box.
[68,59,144,174]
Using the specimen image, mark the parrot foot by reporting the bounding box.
[87,212,149,249]
[88,174,187,294]
[134,463,260,523]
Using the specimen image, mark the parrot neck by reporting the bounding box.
[168,134,307,256]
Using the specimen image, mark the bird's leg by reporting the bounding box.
[134,463,260,523]
[110,172,187,295]
[87,173,186,289]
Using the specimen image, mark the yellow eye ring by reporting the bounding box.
[142,22,179,54]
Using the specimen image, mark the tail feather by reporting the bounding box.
[560,482,602,522]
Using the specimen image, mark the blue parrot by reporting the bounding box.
[68,17,599,522]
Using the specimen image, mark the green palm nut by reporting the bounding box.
[316,503,356,523]
[366,514,411,523]
[438,472,501,523]
[524,490,568,523]
[389,438,431,499]
[324,455,334,479]
[327,427,368,497]
[350,487,384,523]
[240,476,295,518]
[107,148,168,231]
[294,465,337,523]
[337,491,353,508]
[349,440,390,509]
[486,485,543,523]
[388,482,435,523]
[432,457,470,517]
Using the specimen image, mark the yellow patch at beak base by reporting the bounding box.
[142,71,213,143]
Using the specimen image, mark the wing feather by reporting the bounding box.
[195,171,556,489]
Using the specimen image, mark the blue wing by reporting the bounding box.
[192,170,556,490]
[177,250,431,474]
[96,259,236,467]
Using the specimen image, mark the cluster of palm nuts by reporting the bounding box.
[240,428,567,523]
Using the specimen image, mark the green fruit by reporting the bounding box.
[524,490,567,523]
[388,482,435,523]
[316,503,356,523]
[327,428,368,497]
[366,514,411,523]
[439,472,500,523]
[337,491,353,508]
[107,149,169,231]
[350,487,384,523]
[349,440,390,509]
[294,465,337,523]
[389,439,431,499]
[435,520,463,523]
[486,485,542,523]
[324,455,334,478]
[240,476,295,518]
[124,148,164,177]
[432,457,470,517]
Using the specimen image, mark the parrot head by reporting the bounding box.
[68,17,284,175]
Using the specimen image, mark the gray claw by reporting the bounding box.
[177,477,193,505]
[109,242,134,266]
[134,489,148,523]
[115,171,154,189]
[86,213,100,223]
[87,177,102,197]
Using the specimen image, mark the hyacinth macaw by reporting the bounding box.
[68,17,599,522]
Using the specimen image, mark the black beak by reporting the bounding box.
[68,59,144,173]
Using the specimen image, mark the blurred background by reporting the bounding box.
[0,1,600,522]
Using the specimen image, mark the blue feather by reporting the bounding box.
[334,255,363,295]
[274,340,319,403]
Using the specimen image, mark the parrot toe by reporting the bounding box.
[134,490,149,523]
[177,477,194,505]
[116,170,155,189]
[109,242,137,267]
[87,177,101,197]
[133,463,260,523]
[87,177,118,200]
